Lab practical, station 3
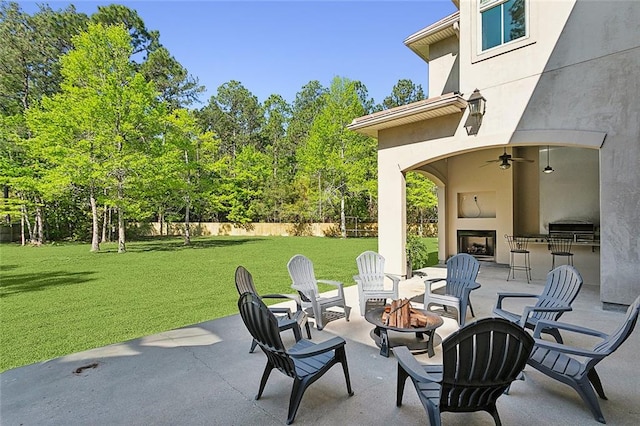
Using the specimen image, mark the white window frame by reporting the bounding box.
[474,0,533,61]
[479,0,505,12]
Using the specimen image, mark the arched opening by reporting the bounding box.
[402,143,600,283]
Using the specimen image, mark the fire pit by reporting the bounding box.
[365,299,443,358]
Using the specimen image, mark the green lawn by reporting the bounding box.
[0,236,437,372]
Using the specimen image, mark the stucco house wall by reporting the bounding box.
[514,1,640,305]
[351,0,639,307]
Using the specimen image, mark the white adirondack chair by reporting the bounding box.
[354,251,401,315]
[287,254,351,330]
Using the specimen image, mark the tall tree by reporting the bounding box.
[90,4,159,59]
[259,94,293,221]
[0,114,50,245]
[92,4,203,109]
[198,81,264,159]
[0,2,88,115]
[287,80,328,151]
[0,116,24,224]
[156,109,216,244]
[298,77,375,235]
[140,47,204,108]
[223,145,270,224]
[27,23,162,252]
[0,1,88,243]
[382,78,426,110]
[406,172,437,235]
[353,80,376,114]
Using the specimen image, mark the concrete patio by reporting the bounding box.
[2,263,638,425]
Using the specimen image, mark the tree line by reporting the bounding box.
[0,2,436,252]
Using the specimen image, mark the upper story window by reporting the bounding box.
[480,0,526,51]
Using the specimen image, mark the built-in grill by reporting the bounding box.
[548,221,596,242]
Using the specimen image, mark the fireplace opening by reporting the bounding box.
[458,230,496,262]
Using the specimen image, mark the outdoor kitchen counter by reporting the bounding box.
[522,235,600,249]
[514,238,601,284]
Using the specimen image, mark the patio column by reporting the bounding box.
[378,157,407,276]
[436,185,447,263]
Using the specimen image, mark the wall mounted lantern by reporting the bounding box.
[465,89,486,135]
[543,145,554,174]
[468,89,486,125]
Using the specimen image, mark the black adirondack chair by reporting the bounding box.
[527,295,640,424]
[396,317,534,425]
[237,292,354,424]
[235,266,311,353]
[493,264,583,343]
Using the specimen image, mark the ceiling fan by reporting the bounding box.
[485,148,533,170]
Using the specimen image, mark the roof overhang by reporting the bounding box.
[404,11,460,62]
[348,92,467,138]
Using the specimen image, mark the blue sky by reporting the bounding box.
[18,1,457,106]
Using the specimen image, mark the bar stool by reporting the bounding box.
[505,234,531,282]
[548,236,574,269]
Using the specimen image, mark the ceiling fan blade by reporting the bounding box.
[511,158,534,162]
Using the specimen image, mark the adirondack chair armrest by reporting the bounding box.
[385,273,402,285]
[519,305,572,327]
[267,307,293,317]
[292,285,318,303]
[262,293,303,312]
[495,292,540,309]
[289,337,346,358]
[428,293,459,305]
[533,338,607,359]
[469,281,481,291]
[424,278,446,294]
[317,279,343,288]
[460,283,481,300]
[278,316,303,330]
[533,319,609,339]
[317,279,345,298]
[394,346,441,384]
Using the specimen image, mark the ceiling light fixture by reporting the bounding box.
[499,157,511,170]
[543,145,554,174]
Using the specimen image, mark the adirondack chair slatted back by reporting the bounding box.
[237,293,296,377]
[441,318,534,409]
[593,295,640,355]
[527,295,639,423]
[356,251,385,291]
[534,265,583,321]
[445,253,480,299]
[235,266,257,295]
[288,254,319,302]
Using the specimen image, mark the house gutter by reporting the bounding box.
[348,92,467,138]
[404,11,460,62]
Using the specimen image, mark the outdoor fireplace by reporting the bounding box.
[457,230,496,262]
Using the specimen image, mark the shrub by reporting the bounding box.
[406,234,430,270]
